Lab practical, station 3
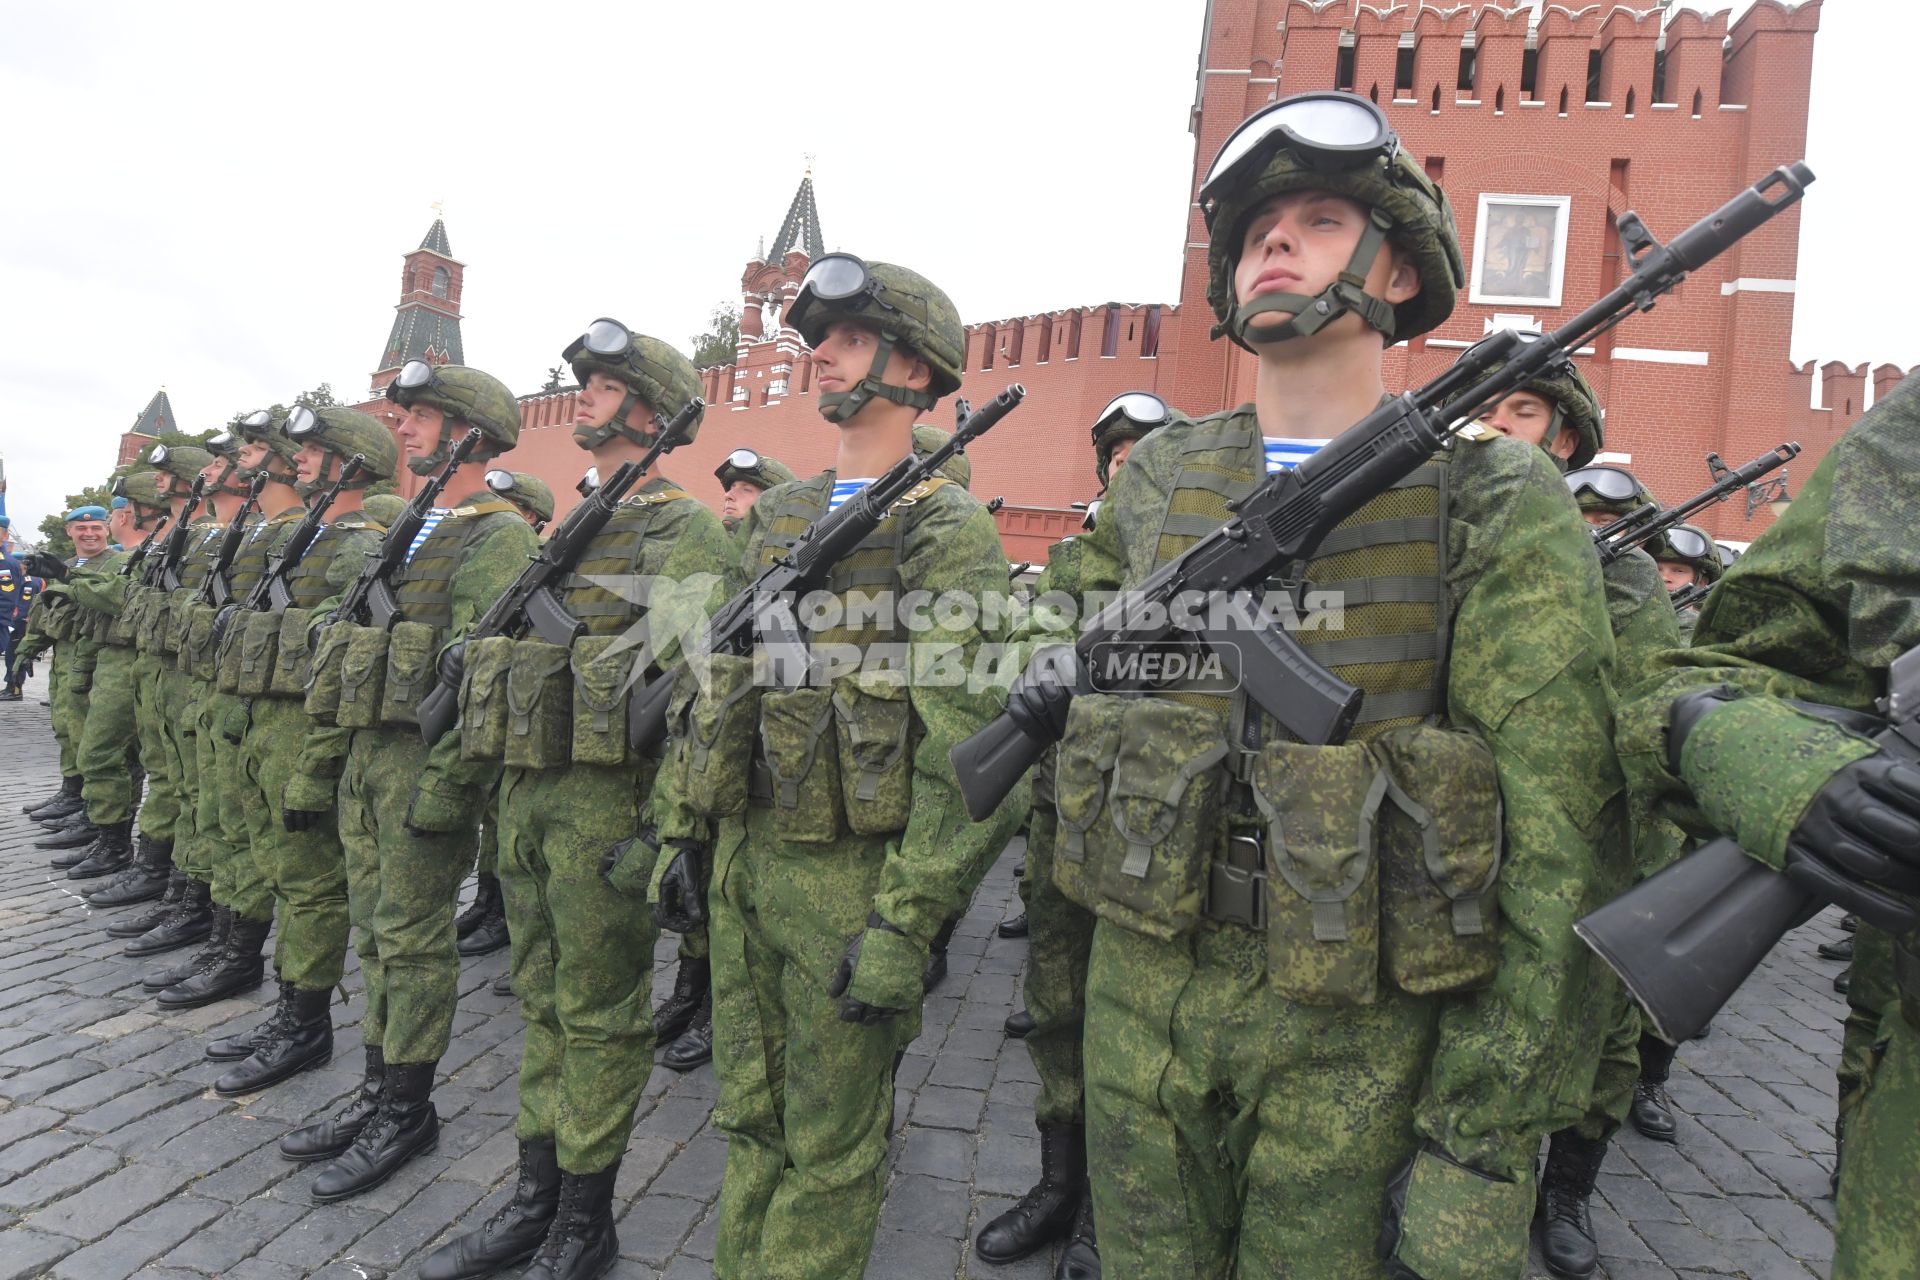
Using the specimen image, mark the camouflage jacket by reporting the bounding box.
[1602,549,1686,882]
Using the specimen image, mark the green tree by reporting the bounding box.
[690,302,742,370]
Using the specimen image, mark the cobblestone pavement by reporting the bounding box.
[0,671,1851,1279]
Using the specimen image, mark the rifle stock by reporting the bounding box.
[949,163,1816,821]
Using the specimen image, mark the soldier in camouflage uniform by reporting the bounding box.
[1462,348,1683,1279]
[86,447,216,912]
[662,255,1023,1280]
[977,391,1165,1279]
[27,505,116,854]
[1002,93,1622,1277]
[1614,372,1920,1280]
[1651,522,1721,642]
[716,447,798,533]
[277,363,537,1203]
[201,408,399,1097]
[420,324,733,1280]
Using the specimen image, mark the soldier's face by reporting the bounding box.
[813,321,930,400]
[576,372,651,434]
[1480,391,1576,460]
[396,404,447,459]
[1108,438,1136,471]
[237,441,269,470]
[1579,508,1616,529]
[69,519,109,556]
[721,481,764,522]
[1234,190,1419,341]
[153,473,178,500]
[294,443,328,487]
[1657,560,1702,593]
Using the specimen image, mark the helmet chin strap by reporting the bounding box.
[573,387,653,451]
[1539,405,1573,473]
[1219,207,1399,348]
[817,331,936,424]
[406,418,455,477]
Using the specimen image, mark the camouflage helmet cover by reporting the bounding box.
[715,449,799,492]
[148,444,214,485]
[787,258,967,400]
[1453,336,1604,470]
[238,406,301,469]
[501,471,556,522]
[300,407,400,487]
[568,331,708,447]
[390,364,523,450]
[1569,465,1656,522]
[1656,521,1723,583]
[115,470,171,511]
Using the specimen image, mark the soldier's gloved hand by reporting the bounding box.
[1780,755,1920,932]
[652,841,707,933]
[826,913,924,1025]
[23,552,68,583]
[599,826,659,899]
[1005,644,1086,742]
[283,807,327,834]
[404,788,466,836]
[438,640,466,690]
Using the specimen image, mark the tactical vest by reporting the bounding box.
[281,516,386,612]
[175,524,226,595]
[392,501,519,635]
[226,510,305,605]
[554,485,692,638]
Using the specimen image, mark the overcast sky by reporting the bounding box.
[0,0,1910,541]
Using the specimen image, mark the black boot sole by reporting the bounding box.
[309,1125,438,1203]
[215,1043,333,1097]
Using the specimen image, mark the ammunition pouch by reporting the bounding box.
[268,607,316,698]
[502,637,572,770]
[570,635,634,767]
[303,621,353,723]
[213,607,246,693]
[180,602,222,681]
[332,626,389,729]
[230,609,281,697]
[458,636,515,763]
[832,670,919,836]
[378,620,438,728]
[164,589,198,656]
[759,686,844,844]
[680,653,761,818]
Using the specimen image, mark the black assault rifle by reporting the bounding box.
[251,456,367,613]
[148,477,208,591]
[1667,580,1711,613]
[200,472,269,608]
[1592,442,1799,565]
[323,429,485,630]
[625,384,1028,754]
[120,520,170,580]
[949,162,1815,821]
[1577,643,1920,1042]
[414,399,705,745]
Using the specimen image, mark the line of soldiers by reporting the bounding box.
[13,85,1917,1280]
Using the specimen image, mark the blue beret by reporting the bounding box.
[0,515,10,528]
[65,505,109,524]
[111,496,130,510]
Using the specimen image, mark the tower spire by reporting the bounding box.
[370,216,467,392]
[767,167,825,262]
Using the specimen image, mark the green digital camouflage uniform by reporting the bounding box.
[128,577,185,850]
[234,511,386,991]
[481,475,737,1175]
[21,575,88,779]
[1615,373,1920,1280]
[160,522,228,885]
[65,545,142,826]
[290,491,537,1066]
[1053,408,1621,1279]
[680,470,1023,1280]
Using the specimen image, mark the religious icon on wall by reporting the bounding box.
[1471,194,1570,308]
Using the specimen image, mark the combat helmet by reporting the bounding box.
[1656,523,1723,584]
[1452,331,1603,471]
[785,254,965,421]
[1089,391,1172,487]
[361,494,406,527]
[715,447,798,493]
[284,405,400,497]
[385,361,522,475]
[1565,464,1662,547]
[144,443,215,494]
[235,408,302,485]
[110,471,171,531]
[1201,91,1464,350]
[197,426,254,497]
[485,469,555,531]
[562,319,707,450]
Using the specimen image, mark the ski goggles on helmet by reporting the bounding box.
[1717,544,1739,569]
[576,466,601,499]
[1091,392,1172,445]
[284,405,330,441]
[1564,466,1643,504]
[204,430,239,458]
[149,444,175,466]
[562,317,638,365]
[386,359,446,403]
[1199,91,1399,230]
[717,447,772,486]
[1662,527,1713,562]
[789,253,929,329]
[487,470,548,528]
[236,408,276,439]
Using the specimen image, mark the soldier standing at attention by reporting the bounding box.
[27,505,117,855]
[420,324,734,1280]
[668,255,1022,1280]
[1613,373,1920,1279]
[1001,91,1620,1276]
[715,447,798,534]
[278,363,536,1202]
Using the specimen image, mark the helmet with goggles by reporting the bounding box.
[1452,332,1603,471]
[1090,391,1171,487]
[1655,522,1722,583]
[235,407,302,483]
[285,406,399,497]
[563,320,706,451]
[1565,464,1658,526]
[111,471,171,526]
[714,447,798,494]
[197,428,255,495]
[785,254,965,421]
[485,469,555,528]
[385,361,522,475]
[145,443,215,486]
[1202,91,1463,350]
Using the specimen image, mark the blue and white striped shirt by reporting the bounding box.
[405,509,450,564]
[1263,437,1331,474]
[827,479,875,515]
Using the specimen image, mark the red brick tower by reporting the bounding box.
[370,216,465,395]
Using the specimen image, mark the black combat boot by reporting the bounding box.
[653,957,709,1044]
[493,970,514,997]
[1629,1034,1678,1143]
[1056,1192,1100,1280]
[924,914,958,993]
[1819,935,1855,961]
[128,879,216,959]
[455,875,509,956]
[216,983,333,1096]
[110,867,188,937]
[522,1161,621,1280]
[24,775,82,818]
[418,1138,562,1280]
[282,1045,384,1162]
[143,903,232,990]
[999,910,1030,939]
[1004,1009,1035,1039]
[310,1059,439,1202]
[662,996,713,1073]
[39,816,101,853]
[975,1122,1087,1263]
[157,913,270,1009]
[454,873,500,939]
[65,819,134,881]
[207,984,287,1061]
[1535,1130,1609,1279]
[86,834,172,907]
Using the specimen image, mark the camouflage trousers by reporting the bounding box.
[1833,1009,1920,1279]
[78,644,141,824]
[1086,920,1452,1280]
[709,810,911,1280]
[499,763,658,1175]
[338,728,473,1065]
[239,696,351,991]
[131,652,182,845]
[196,689,275,923]
[51,651,87,778]
[1571,969,1642,1142]
[1836,923,1897,1176]
[1023,803,1095,1126]
[158,668,203,872]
